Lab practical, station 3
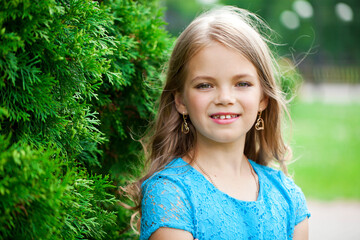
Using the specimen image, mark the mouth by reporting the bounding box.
[210,113,240,119]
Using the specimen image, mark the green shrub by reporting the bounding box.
[0,0,171,239]
[0,138,67,239]
[0,0,112,166]
[0,135,117,239]
[95,0,172,177]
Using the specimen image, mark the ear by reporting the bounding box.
[259,94,269,112]
[174,91,187,114]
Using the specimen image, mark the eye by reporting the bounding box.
[236,82,251,87]
[195,83,213,89]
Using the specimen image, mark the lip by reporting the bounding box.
[209,112,240,124]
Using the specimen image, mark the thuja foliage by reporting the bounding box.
[0,0,111,166]
[93,0,172,237]
[0,135,116,239]
[95,0,171,177]
[0,0,171,239]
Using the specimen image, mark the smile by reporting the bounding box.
[210,114,240,119]
[209,113,240,124]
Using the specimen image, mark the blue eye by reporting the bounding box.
[196,83,212,89]
[236,82,251,87]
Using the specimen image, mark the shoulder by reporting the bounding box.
[251,160,311,225]
[141,158,193,211]
[140,158,195,240]
[141,158,192,192]
[250,160,285,184]
[251,160,305,207]
[250,160,297,192]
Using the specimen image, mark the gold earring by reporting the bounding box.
[255,111,264,131]
[181,113,190,134]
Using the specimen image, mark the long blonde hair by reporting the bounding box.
[122,5,291,231]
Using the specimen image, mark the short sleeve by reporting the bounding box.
[140,176,194,240]
[279,172,311,225]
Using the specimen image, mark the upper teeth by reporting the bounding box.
[212,114,238,119]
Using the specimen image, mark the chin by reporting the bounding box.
[210,135,244,144]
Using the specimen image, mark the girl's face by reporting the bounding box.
[175,42,268,145]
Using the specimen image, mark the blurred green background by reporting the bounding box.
[161,0,360,200]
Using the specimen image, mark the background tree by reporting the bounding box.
[163,0,360,84]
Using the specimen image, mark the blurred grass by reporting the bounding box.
[288,101,360,200]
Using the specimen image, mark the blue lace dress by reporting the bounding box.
[140,158,310,240]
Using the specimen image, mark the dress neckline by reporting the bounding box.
[177,157,263,203]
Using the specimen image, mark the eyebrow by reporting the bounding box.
[190,74,255,83]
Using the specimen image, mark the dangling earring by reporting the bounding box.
[181,113,190,134]
[255,111,264,131]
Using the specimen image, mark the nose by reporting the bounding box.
[215,87,235,105]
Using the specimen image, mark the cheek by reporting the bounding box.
[239,93,262,115]
[185,92,209,116]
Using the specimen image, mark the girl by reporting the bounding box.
[124,6,310,240]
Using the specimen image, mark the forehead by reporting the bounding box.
[185,42,258,82]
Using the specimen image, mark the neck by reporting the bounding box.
[193,135,247,176]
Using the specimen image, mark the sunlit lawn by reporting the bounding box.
[288,101,360,200]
